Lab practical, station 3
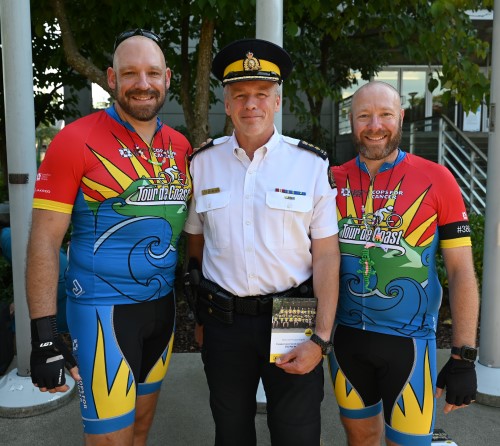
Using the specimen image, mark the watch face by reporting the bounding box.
[462,346,477,361]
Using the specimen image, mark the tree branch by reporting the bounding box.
[179,5,194,138]
[50,0,111,96]
[191,17,215,146]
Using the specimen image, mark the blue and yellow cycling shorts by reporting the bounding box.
[67,294,175,434]
[328,324,437,446]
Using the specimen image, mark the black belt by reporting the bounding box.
[197,277,313,324]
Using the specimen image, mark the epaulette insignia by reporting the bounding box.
[297,140,328,160]
[328,167,336,189]
[189,140,215,161]
[189,135,232,161]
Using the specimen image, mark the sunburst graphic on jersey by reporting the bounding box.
[391,344,434,434]
[80,134,192,207]
[338,177,436,248]
[92,315,135,419]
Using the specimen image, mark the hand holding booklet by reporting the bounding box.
[269,297,317,363]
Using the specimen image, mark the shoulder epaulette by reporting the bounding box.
[297,140,328,160]
[282,136,328,160]
[189,136,231,161]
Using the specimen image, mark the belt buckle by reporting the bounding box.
[241,298,259,315]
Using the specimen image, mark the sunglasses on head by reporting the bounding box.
[113,28,162,51]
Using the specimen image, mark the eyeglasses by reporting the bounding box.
[113,29,162,52]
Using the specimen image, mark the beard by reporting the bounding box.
[114,86,166,122]
[353,122,402,161]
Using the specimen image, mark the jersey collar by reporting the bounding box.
[356,148,406,174]
[105,105,163,133]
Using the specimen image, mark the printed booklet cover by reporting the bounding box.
[431,428,458,445]
[269,297,317,363]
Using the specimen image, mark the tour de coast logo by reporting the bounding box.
[82,134,192,212]
[117,138,192,206]
[126,161,191,206]
[337,179,442,257]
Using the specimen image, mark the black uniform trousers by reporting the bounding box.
[201,311,324,446]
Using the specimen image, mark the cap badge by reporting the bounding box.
[243,51,261,72]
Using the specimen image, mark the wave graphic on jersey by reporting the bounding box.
[67,135,191,302]
[90,198,178,301]
[337,176,440,338]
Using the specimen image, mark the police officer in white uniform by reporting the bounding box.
[184,38,340,446]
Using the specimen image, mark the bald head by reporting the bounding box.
[351,81,401,114]
[349,81,404,164]
[113,35,167,72]
[107,35,170,124]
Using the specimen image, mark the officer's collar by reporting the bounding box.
[232,125,280,154]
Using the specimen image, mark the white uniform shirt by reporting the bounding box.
[184,129,338,297]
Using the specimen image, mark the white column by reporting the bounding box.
[0,0,74,415]
[256,0,283,132]
[0,0,38,378]
[476,0,500,406]
[255,0,283,409]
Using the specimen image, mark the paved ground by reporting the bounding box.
[0,350,499,445]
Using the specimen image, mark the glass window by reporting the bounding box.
[374,70,399,90]
[429,73,455,120]
[342,71,369,99]
[401,71,426,121]
[92,83,111,110]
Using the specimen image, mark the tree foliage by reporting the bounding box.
[156,0,255,144]
[28,0,493,147]
[283,0,492,141]
[30,0,256,146]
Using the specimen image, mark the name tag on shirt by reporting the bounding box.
[266,191,313,212]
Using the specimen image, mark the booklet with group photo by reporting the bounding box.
[431,429,458,445]
[269,297,317,363]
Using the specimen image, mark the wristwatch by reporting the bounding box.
[451,345,478,362]
[310,333,333,355]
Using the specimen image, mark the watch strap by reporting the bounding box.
[451,345,477,362]
[310,333,332,355]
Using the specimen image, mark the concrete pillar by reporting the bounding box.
[256,0,283,132]
[476,0,500,407]
[0,0,75,416]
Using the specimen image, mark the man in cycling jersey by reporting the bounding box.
[26,29,192,445]
[329,81,479,446]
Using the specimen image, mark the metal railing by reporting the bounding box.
[408,116,487,215]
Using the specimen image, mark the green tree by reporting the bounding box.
[284,0,492,144]
[29,0,492,148]
[157,0,256,144]
[31,5,91,128]
[31,0,255,146]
